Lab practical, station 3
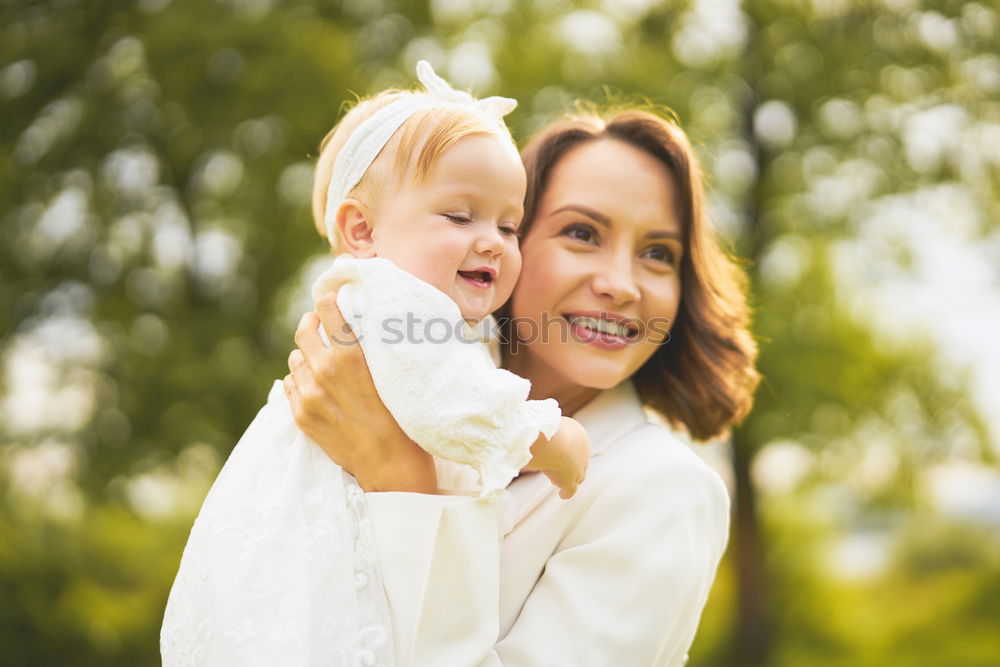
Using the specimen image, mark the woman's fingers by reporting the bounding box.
[292,310,341,397]
[283,372,315,432]
[288,348,311,391]
[294,311,326,359]
[315,293,357,348]
[288,347,305,371]
[283,373,300,412]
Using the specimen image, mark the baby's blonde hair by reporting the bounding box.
[312,88,518,254]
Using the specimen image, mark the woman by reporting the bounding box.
[284,109,759,665]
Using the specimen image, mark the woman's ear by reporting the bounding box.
[335,199,376,258]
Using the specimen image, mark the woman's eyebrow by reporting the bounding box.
[646,229,682,241]
[553,204,681,240]
[551,204,610,227]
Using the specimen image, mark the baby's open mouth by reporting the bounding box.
[458,270,494,284]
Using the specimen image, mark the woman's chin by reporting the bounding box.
[555,359,635,392]
[579,372,628,391]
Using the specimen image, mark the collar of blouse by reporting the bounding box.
[571,380,649,457]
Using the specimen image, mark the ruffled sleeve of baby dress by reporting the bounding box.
[312,254,563,496]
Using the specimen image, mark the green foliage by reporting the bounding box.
[2,0,998,664]
[0,492,187,666]
[691,496,1000,667]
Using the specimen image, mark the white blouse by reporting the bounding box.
[366,381,731,666]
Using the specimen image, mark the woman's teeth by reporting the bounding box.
[568,316,633,338]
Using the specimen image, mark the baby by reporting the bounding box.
[161,62,588,667]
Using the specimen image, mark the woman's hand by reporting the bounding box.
[283,292,438,494]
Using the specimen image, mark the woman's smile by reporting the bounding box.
[563,311,642,350]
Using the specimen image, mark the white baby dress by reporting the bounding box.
[160,255,562,667]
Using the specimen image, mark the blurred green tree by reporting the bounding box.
[1,0,998,665]
[722,1,999,664]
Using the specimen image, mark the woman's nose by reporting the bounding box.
[592,252,639,304]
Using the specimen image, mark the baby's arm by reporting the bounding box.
[319,257,569,495]
[522,416,590,499]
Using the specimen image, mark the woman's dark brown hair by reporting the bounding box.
[518,110,760,441]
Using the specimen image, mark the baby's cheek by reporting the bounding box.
[392,254,446,292]
[494,266,521,307]
[502,245,523,287]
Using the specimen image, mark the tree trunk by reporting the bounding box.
[729,430,770,666]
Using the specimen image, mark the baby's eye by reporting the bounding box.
[499,224,520,238]
[444,213,472,224]
[562,223,597,244]
[642,244,677,266]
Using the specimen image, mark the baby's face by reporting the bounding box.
[368,133,526,322]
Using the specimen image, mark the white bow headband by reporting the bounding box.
[324,60,518,244]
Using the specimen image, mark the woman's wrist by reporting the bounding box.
[355,445,439,494]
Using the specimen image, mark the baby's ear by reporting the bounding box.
[335,199,376,258]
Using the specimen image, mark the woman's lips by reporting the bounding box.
[563,313,638,350]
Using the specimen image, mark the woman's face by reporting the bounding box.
[508,138,683,404]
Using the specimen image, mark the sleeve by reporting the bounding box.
[316,256,562,495]
[494,457,730,667]
[365,453,731,667]
[365,492,503,667]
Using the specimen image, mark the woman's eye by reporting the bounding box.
[642,244,677,266]
[563,223,597,244]
[444,214,472,224]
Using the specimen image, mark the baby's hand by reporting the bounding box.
[523,417,590,499]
